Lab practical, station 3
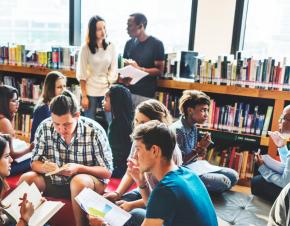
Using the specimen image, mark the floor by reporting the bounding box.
[231,184,251,195]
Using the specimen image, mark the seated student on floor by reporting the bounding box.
[0,85,34,175]
[88,121,218,226]
[252,104,290,203]
[171,90,239,193]
[18,90,112,226]
[102,84,134,178]
[0,134,34,226]
[103,99,182,225]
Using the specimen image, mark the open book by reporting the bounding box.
[45,163,69,176]
[117,65,148,85]
[2,181,64,226]
[75,188,131,226]
[261,154,285,174]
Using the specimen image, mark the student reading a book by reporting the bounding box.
[18,90,113,226]
[30,71,66,143]
[119,13,165,108]
[0,134,34,226]
[171,90,239,193]
[104,99,182,225]
[77,15,117,122]
[0,85,34,175]
[102,85,134,178]
[89,121,217,226]
[251,105,290,202]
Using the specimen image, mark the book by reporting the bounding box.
[45,163,69,176]
[12,139,32,163]
[2,181,64,226]
[117,65,149,85]
[75,187,131,226]
[261,154,284,174]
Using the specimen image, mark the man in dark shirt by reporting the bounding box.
[122,13,165,107]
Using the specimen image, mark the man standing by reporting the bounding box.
[19,90,113,226]
[121,13,165,107]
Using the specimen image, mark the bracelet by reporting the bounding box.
[139,183,148,189]
[19,217,28,225]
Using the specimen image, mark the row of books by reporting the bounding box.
[165,51,290,91]
[206,147,255,179]
[14,112,32,138]
[0,44,79,70]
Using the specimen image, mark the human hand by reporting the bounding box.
[59,163,80,176]
[118,76,133,86]
[81,96,89,110]
[124,59,139,68]
[255,154,264,167]
[127,158,145,185]
[116,200,134,212]
[199,132,213,149]
[19,193,34,224]
[87,214,107,226]
[103,191,121,202]
[268,131,287,148]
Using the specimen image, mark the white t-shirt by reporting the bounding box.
[76,43,117,96]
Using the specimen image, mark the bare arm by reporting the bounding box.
[142,218,163,226]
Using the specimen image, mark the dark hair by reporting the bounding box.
[179,90,210,117]
[0,85,19,120]
[135,99,172,126]
[132,120,176,161]
[86,15,109,54]
[38,71,66,106]
[130,13,148,29]
[0,134,11,202]
[50,90,79,116]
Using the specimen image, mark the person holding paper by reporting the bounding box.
[0,134,34,226]
[251,105,290,202]
[77,15,117,122]
[120,13,165,108]
[171,90,239,193]
[18,90,113,226]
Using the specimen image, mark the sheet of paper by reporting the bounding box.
[75,188,131,226]
[118,65,148,85]
[186,160,221,176]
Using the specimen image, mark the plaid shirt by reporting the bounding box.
[32,116,113,185]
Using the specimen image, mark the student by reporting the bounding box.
[120,13,165,108]
[77,15,117,121]
[89,121,218,226]
[30,71,66,143]
[103,99,182,225]
[0,85,33,175]
[18,90,113,226]
[252,105,290,202]
[102,84,134,178]
[171,90,239,193]
[0,134,34,226]
[268,182,290,226]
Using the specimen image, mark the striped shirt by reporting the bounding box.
[32,116,112,185]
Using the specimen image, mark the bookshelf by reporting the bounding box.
[157,79,290,158]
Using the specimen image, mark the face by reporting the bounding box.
[127,16,141,38]
[279,108,290,133]
[51,112,79,140]
[54,78,66,96]
[134,112,151,126]
[9,93,19,114]
[102,94,111,112]
[187,104,209,124]
[135,140,155,173]
[0,143,13,177]
[96,21,106,41]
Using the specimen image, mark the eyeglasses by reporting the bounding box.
[279,114,290,122]
[10,99,20,104]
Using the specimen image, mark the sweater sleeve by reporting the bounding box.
[76,45,89,81]
[108,43,118,84]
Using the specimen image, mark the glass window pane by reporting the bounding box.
[81,0,192,54]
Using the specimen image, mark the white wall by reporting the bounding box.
[194,0,236,58]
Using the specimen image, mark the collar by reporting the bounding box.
[180,115,196,134]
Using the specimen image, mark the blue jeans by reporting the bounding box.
[200,167,239,193]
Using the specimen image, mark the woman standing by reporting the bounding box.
[77,15,117,122]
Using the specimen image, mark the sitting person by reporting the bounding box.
[0,85,34,175]
[102,84,134,178]
[89,121,218,226]
[268,182,290,226]
[0,134,34,226]
[18,90,113,226]
[30,71,66,143]
[104,99,182,225]
[171,90,239,193]
[252,105,290,202]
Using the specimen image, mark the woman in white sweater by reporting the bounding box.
[77,15,117,121]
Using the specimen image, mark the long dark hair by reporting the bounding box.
[0,85,19,120]
[86,15,109,54]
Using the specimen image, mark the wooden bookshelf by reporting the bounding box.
[158,79,290,158]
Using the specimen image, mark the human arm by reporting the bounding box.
[16,193,34,226]
[0,117,15,136]
[116,199,145,212]
[269,131,288,163]
[80,80,89,110]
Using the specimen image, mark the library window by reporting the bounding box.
[243,0,290,60]
[0,0,69,49]
[81,0,192,54]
